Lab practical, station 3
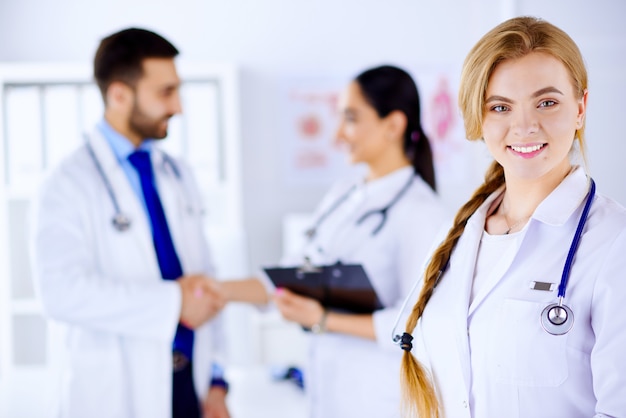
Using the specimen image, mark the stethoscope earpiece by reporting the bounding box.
[541,302,574,335]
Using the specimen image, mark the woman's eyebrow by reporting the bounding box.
[485,86,565,104]
[485,95,512,104]
[532,86,564,97]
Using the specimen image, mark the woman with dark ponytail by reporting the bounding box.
[400,16,626,417]
[221,65,447,417]
[271,65,446,418]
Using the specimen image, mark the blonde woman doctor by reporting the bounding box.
[224,65,447,418]
[399,17,626,418]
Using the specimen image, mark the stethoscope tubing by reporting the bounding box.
[356,173,416,235]
[558,178,596,299]
[85,134,186,232]
[307,172,416,240]
[85,139,124,221]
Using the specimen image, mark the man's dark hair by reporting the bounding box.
[93,28,179,99]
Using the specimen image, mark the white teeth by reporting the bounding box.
[510,144,544,153]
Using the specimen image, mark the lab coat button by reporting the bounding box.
[463,400,468,408]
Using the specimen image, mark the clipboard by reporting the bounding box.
[264,261,383,313]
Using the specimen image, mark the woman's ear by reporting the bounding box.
[576,89,588,129]
[385,110,408,142]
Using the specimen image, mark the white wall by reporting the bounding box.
[1,0,624,277]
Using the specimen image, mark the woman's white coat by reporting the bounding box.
[292,166,447,418]
[414,167,626,417]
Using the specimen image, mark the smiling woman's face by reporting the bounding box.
[482,52,587,183]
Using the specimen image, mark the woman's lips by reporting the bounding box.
[508,143,546,158]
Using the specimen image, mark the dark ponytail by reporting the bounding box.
[355,65,436,191]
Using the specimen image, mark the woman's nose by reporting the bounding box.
[512,107,539,137]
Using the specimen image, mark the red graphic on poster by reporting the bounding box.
[282,79,353,186]
[298,114,321,139]
[288,90,339,169]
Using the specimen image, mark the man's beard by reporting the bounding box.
[128,99,172,140]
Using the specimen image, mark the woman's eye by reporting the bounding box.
[539,100,557,108]
[491,105,508,113]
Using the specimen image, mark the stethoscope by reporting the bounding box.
[85,136,189,232]
[391,178,596,346]
[541,178,595,335]
[305,172,416,240]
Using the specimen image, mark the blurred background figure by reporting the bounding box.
[30,28,229,418]
[224,65,448,418]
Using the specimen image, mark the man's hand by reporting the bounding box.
[178,275,225,329]
[202,386,230,418]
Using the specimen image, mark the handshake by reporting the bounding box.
[177,275,227,329]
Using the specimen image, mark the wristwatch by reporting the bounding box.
[311,309,328,334]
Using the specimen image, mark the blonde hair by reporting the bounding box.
[400,16,588,417]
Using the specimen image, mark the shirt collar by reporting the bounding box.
[96,119,154,163]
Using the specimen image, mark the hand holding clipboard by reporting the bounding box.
[264,259,382,313]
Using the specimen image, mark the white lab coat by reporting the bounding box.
[30,129,219,418]
[413,167,626,417]
[291,166,447,418]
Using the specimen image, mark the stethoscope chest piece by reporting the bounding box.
[112,213,132,232]
[541,302,574,335]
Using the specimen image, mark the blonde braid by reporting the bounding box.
[400,161,505,418]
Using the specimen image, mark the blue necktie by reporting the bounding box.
[128,150,193,360]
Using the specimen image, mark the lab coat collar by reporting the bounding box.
[91,123,168,177]
[467,184,506,230]
[88,127,124,173]
[467,165,590,231]
[532,166,591,226]
[358,165,414,196]
[97,119,155,157]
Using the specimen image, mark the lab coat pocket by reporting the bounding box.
[490,298,568,386]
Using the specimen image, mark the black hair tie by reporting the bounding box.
[399,332,414,352]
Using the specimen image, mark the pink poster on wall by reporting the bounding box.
[280,77,353,186]
[421,72,472,184]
